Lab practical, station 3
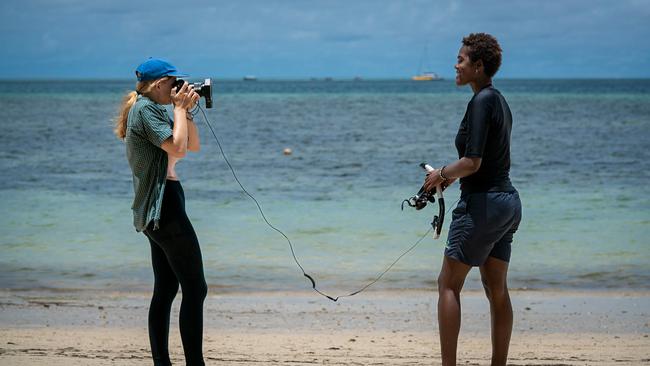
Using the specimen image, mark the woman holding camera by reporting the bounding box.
[423,33,522,366]
[114,58,206,366]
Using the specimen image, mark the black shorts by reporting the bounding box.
[444,190,522,266]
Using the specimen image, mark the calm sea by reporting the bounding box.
[0,79,648,294]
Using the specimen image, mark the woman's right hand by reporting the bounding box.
[171,81,199,110]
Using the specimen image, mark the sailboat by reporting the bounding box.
[412,44,442,81]
[412,71,441,81]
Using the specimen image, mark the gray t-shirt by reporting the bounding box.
[124,95,173,232]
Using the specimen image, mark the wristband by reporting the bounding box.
[439,166,449,182]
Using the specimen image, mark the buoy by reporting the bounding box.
[283,148,292,155]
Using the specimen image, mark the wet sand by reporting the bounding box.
[1,289,649,365]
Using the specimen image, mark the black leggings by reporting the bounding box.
[144,180,207,366]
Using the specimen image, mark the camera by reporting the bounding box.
[172,78,213,108]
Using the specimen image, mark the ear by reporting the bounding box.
[475,59,484,73]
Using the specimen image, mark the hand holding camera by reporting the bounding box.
[172,78,213,109]
[171,81,199,111]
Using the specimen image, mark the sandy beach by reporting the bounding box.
[1,289,648,365]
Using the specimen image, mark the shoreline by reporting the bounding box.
[1,288,649,365]
[4,284,650,295]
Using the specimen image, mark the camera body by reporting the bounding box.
[172,78,213,108]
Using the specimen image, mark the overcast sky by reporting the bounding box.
[1,0,649,79]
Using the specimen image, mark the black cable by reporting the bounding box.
[197,105,457,302]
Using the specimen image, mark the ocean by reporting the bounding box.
[0,79,648,295]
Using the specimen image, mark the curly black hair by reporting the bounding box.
[462,33,502,78]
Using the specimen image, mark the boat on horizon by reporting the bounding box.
[412,44,442,81]
[243,75,257,81]
[412,71,442,81]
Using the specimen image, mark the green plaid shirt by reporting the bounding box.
[124,95,173,232]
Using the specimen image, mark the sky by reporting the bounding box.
[0,0,649,79]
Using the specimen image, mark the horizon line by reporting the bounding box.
[1,76,649,82]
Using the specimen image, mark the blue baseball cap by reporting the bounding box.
[135,58,188,81]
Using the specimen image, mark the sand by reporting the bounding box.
[1,289,649,365]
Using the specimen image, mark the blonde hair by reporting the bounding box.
[114,77,170,139]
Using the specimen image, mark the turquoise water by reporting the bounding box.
[0,79,648,293]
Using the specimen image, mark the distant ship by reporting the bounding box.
[243,75,257,81]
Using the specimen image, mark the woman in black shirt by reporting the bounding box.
[423,33,522,366]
